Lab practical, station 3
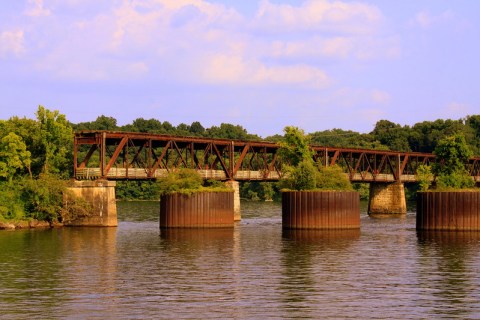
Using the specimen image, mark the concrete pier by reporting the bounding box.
[64,180,117,227]
[368,182,407,215]
[225,180,241,221]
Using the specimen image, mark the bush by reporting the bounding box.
[416,164,433,191]
[0,174,68,222]
[433,134,475,190]
[436,170,475,190]
[20,174,67,222]
[315,165,353,191]
[157,169,231,196]
[0,182,25,221]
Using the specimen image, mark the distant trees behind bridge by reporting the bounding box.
[72,114,480,156]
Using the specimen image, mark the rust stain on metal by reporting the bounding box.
[417,191,480,231]
[160,192,234,228]
[282,191,360,230]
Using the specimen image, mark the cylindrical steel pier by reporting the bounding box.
[416,191,480,231]
[160,192,234,228]
[282,191,360,229]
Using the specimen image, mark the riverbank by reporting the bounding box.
[0,220,63,230]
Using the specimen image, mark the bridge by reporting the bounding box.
[69,130,480,225]
[74,131,480,183]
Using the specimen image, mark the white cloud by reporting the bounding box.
[7,0,396,88]
[24,0,51,17]
[444,102,470,117]
[200,54,330,87]
[371,89,391,105]
[410,10,453,29]
[254,0,383,34]
[0,31,25,57]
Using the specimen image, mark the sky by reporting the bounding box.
[0,0,479,137]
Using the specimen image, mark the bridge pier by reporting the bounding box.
[368,182,407,215]
[225,180,241,221]
[64,180,118,226]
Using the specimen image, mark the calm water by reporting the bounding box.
[1,201,480,319]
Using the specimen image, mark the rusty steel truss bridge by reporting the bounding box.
[74,131,480,183]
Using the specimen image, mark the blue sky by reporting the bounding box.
[0,0,479,137]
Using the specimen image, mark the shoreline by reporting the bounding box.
[0,220,63,230]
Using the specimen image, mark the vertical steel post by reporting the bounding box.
[73,135,78,179]
[101,132,106,178]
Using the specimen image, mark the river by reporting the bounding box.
[1,201,480,319]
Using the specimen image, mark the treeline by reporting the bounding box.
[72,116,262,141]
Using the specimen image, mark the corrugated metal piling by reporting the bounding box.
[282,191,360,229]
[160,192,234,228]
[416,191,480,231]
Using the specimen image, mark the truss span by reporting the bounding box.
[74,131,480,183]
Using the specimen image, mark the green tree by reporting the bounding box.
[0,133,31,182]
[433,134,474,189]
[315,165,352,191]
[35,106,73,177]
[278,126,313,167]
[128,118,164,133]
[416,164,433,192]
[73,115,118,131]
[189,121,205,135]
[310,129,384,150]
[371,120,411,151]
[205,123,260,140]
[279,160,317,191]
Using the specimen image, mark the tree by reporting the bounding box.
[278,126,313,167]
[0,133,31,182]
[309,128,388,150]
[433,134,474,189]
[189,121,205,135]
[371,120,411,151]
[35,106,73,177]
[73,115,118,131]
[416,164,433,192]
[205,123,260,140]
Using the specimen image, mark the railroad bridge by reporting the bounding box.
[70,131,480,224]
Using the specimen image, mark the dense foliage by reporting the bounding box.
[157,169,231,196]
[433,134,474,190]
[278,126,353,191]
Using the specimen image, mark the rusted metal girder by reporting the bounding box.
[73,131,480,182]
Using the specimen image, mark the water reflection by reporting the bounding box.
[280,229,360,318]
[416,231,480,318]
[0,229,65,316]
[58,227,118,316]
[3,201,480,318]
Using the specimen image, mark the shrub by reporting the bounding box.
[433,134,475,190]
[157,169,231,196]
[278,125,353,192]
[20,174,67,222]
[436,170,475,190]
[416,164,433,191]
[315,165,353,191]
[0,182,25,221]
